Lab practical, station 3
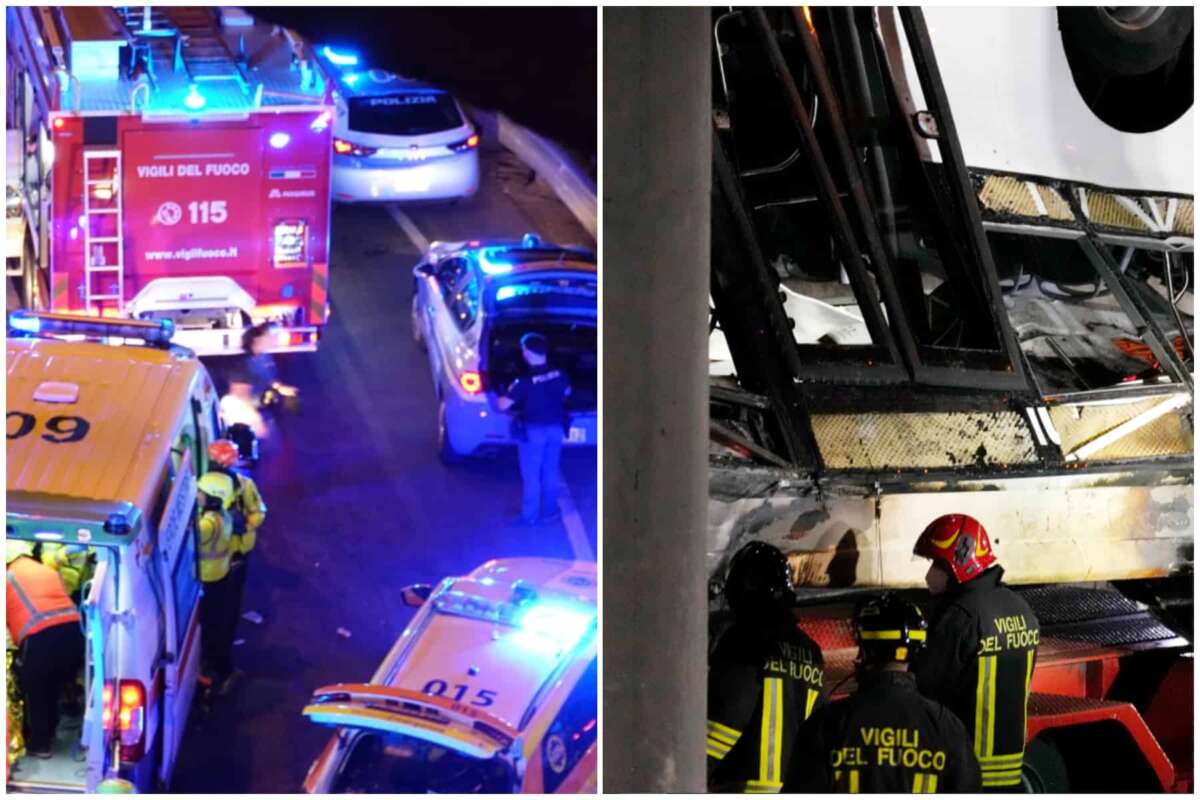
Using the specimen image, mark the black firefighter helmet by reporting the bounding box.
[854,592,928,666]
[724,541,794,618]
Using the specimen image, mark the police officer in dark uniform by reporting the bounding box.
[497,332,571,525]
[783,593,981,793]
[707,542,824,793]
[911,514,1041,792]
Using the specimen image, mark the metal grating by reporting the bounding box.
[977,175,1074,222]
[1019,585,1144,626]
[811,410,1040,470]
[1048,396,1193,461]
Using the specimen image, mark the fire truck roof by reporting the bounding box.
[6,336,204,521]
[50,7,329,116]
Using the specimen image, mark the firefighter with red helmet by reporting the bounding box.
[206,439,266,693]
[910,514,1040,791]
[783,593,981,793]
[707,542,825,793]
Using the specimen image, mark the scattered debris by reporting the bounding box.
[242,610,264,624]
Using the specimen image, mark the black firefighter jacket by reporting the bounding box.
[912,567,1041,790]
[783,670,982,793]
[707,611,825,793]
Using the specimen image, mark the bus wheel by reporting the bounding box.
[1021,736,1070,793]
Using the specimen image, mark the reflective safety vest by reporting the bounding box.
[198,509,234,582]
[40,543,92,595]
[6,556,81,645]
[228,472,267,556]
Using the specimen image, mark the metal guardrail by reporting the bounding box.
[468,104,597,238]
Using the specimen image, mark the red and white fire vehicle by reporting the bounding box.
[7,7,334,355]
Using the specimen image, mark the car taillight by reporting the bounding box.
[101,679,147,761]
[449,134,480,152]
[459,371,483,394]
[333,137,377,157]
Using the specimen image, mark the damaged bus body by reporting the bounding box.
[709,7,1192,792]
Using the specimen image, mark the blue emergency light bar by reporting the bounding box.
[477,248,514,275]
[321,46,359,67]
[7,310,176,348]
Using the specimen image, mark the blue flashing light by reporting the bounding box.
[496,286,518,302]
[342,72,360,86]
[8,312,41,334]
[322,46,359,67]
[478,248,513,275]
[509,603,594,654]
[184,84,206,111]
[269,132,291,149]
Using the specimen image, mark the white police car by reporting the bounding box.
[411,235,597,463]
[302,558,597,793]
[318,47,480,203]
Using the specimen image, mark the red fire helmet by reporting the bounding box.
[913,513,997,584]
[207,439,239,468]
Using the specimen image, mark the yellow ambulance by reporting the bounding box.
[7,311,222,792]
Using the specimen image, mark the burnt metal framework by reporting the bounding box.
[710,7,1193,474]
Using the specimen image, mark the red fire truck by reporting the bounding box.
[7,7,333,355]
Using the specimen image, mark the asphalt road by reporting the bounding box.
[170,140,596,792]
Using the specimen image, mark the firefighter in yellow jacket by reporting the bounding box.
[197,472,239,696]
[206,440,266,693]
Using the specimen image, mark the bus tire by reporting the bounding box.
[1059,7,1193,76]
[1021,735,1070,793]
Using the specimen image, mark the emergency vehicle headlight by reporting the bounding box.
[478,248,513,275]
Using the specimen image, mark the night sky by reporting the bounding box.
[252,7,597,161]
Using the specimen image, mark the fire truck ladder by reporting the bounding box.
[165,7,250,93]
[82,150,125,315]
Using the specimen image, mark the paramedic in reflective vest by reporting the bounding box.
[911,514,1041,791]
[197,472,239,695]
[707,542,825,793]
[40,543,94,605]
[207,439,267,658]
[6,540,84,758]
[784,593,981,793]
[496,332,572,525]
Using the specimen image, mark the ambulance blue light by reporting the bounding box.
[510,603,593,654]
[322,46,359,67]
[8,312,41,334]
[269,132,291,149]
[478,248,513,275]
[184,85,206,110]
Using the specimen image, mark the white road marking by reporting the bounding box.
[557,474,594,562]
[387,204,430,252]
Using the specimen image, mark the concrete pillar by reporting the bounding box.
[602,8,710,793]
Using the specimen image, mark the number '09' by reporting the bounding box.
[6,412,90,443]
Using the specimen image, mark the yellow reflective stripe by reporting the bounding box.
[744,779,783,793]
[985,654,998,757]
[982,768,1023,778]
[805,687,818,719]
[707,723,739,746]
[979,753,1024,764]
[926,774,938,793]
[848,768,860,794]
[706,735,733,755]
[974,654,997,757]
[706,744,729,760]
[758,677,783,787]
[982,776,1023,787]
[708,719,741,741]
[913,773,924,793]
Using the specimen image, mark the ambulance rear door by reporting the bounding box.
[81,555,118,792]
[153,449,202,786]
